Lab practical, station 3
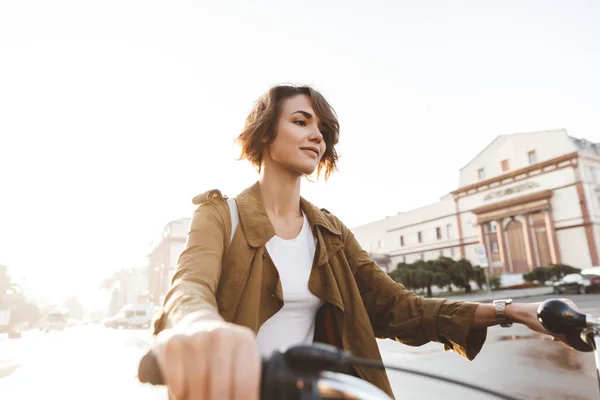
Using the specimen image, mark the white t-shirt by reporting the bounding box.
[255,213,325,357]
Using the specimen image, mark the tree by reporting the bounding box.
[472,266,487,290]
[449,259,474,293]
[433,271,452,292]
[431,257,455,292]
[549,264,579,280]
[406,265,434,297]
[523,267,553,283]
[391,258,451,297]
[488,274,502,289]
[389,265,415,291]
[390,256,483,296]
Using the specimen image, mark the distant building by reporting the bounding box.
[108,267,149,315]
[147,218,190,305]
[352,129,600,281]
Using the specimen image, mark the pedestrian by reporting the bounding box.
[150,84,576,400]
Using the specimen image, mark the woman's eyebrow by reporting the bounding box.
[291,110,313,119]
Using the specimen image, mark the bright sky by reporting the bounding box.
[1,1,599,309]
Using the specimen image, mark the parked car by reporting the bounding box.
[103,304,156,329]
[553,272,600,294]
[43,310,69,332]
[581,266,600,276]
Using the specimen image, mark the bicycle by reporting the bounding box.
[137,299,599,399]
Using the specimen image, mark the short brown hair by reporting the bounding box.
[236,84,340,179]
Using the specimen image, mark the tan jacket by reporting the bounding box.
[153,182,488,398]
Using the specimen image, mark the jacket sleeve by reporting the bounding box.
[151,190,231,335]
[342,227,487,361]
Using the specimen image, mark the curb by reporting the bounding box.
[443,290,553,303]
[473,292,553,303]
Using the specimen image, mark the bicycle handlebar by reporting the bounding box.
[138,343,392,400]
[537,299,599,352]
[537,299,600,396]
[138,342,523,399]
[137,300,600,399]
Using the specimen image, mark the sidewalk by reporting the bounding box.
[441,286,552,303]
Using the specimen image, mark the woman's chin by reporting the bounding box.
[299,166,318,177]
[283,162,318,177]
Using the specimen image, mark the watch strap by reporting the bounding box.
[493,299,513,327]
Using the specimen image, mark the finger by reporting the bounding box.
[232,334,260,400]
[208,330,233,400]
[186,337,209,400]
[156,334,188,400]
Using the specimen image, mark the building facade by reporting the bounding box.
[352,129,600,278]
[147,218,190,305]
[107,267,150,315]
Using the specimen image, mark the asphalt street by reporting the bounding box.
[0,293,598,399]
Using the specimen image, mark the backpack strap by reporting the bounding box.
[226,197,239,245]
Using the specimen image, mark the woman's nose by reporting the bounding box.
[308,127,323,143]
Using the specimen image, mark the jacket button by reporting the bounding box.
[271,293,275,299]
[262,253,266,259]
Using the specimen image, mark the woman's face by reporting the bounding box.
[264,94,327,177]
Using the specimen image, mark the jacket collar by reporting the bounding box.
[235,181,341,248]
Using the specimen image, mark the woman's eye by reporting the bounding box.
[293,120,307,126]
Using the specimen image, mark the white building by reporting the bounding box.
[107,267,150,315]
[352,129,600,278]
[147,218,190,305]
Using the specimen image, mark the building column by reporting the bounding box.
[543,208,562,264]
[495,219,511,273]
[576,182,599,265]
[521,213,536,270]
[454,195,466,259]
[478,224,492,267]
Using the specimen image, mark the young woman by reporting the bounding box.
[151,84,573,400]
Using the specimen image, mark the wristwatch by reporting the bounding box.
[492,299,513,327]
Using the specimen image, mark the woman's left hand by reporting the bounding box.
[506,298,579,347]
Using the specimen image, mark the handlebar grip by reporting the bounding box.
[138,350,164,385]
[537,299,587,335]
[537,299,594,352]
[138,350,272,390]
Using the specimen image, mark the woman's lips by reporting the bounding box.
[301,148,319,158]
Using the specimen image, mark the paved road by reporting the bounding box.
[0,293,598,399]
[379,293,600,399]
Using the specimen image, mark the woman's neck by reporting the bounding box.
[258,166,302,219]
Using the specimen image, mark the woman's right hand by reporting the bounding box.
[154,319,261,400]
